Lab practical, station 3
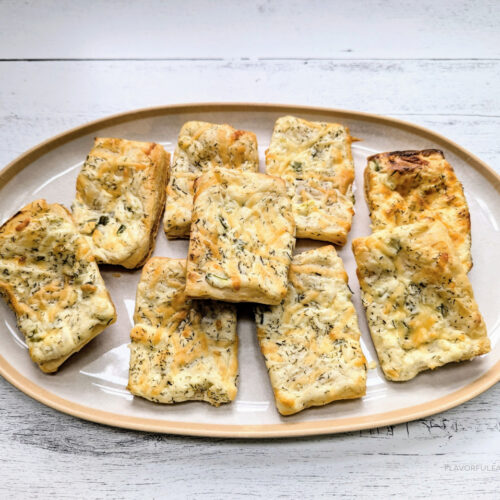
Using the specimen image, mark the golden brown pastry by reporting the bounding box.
[128,257,238,406]
[164,121,259,238]
[72,137,170,269]
[352,220,489,381]
[256,246,366,415]
[364,149,472,270]
[266,115,355,245]
[0,199,116,373]
[185,167,295,305]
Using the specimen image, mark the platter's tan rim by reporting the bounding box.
[0,103,499,438]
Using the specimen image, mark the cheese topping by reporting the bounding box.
[164,121,259,238]
[0,200,116,372]
[72,137,170,269]
[128,257,238,406]
[255,246,366,415]
[365,149,472,271]
[352,220,489,381]
[185,167,296,305]
[266,116,355,245]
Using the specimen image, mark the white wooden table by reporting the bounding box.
[1,1,499,497]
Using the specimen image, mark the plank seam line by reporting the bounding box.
[0,57,499,62]
[0,58,225,62]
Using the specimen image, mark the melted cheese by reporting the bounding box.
[255,246,366,415]
[72,137,170,269]
[0,200,116,373]
[127,257,238,406]
[365,149,472,271]
[352,220,490,381]
[266,116,355,245]
[185,167,296,305]
[164,121,259,238]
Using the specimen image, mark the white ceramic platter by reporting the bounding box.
[0,104,499,437]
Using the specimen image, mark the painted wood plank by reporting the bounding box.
[0,59,499,170]
[0,377,499,498]
[0,0,499,60]
[1,60,498,118]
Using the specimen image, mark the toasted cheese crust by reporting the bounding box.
[164,121,259,238]
[365,149,472,271]
[72,137,170,269]
[266,116,355,245]
[127,257,238,406]
[352,221,489,382]
[185,168,295,305]
[0,200,116,373]
[256,246,366,415]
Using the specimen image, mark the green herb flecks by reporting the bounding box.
[437,303,449,317]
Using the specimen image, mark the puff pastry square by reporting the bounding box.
[255,246,366,415]
[0,200,116,373]
[266,115,355,245]
[352,220,490,382]
[185,168,295,305]
[128,257,238,406]
[164,121,259,238]
[72,137,170,269]
[365,149,472,271]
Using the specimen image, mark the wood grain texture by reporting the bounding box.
[0,0,499,59]
[1,60,499,168]
[1,377,499,499]
[1,0,500,497]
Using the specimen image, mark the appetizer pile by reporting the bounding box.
[0,116,490,416]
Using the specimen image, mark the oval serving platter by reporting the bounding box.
[0,103,499,438]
